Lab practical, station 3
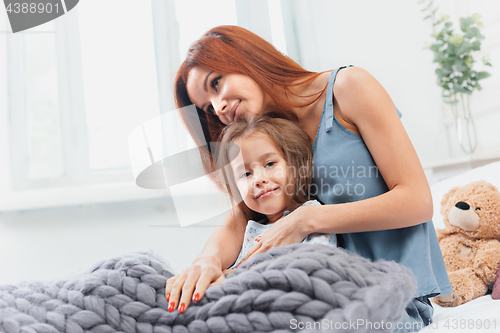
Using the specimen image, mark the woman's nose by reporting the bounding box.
[213,98,229,116]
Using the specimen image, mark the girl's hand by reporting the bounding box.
[239,206,311,265]
[165,257,224,313]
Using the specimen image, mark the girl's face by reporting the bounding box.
[186,67,274,125]
[230,132,293,223]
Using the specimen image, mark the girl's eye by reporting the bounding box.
[265,161,276,168]
[240,171,251,179]
[211,76,221,91]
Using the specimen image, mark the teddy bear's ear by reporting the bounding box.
[473,180,499,193]
[441,186,460,216]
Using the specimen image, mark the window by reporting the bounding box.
[0,12,11,196]
[6,21,65,189]
[0,0,286,211]
[79,0,160,172]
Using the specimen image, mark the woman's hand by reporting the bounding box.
[165,204,246,313]
[239,206,311,265]
[165,256,224,313]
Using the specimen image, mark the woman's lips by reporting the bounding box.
[232,100,241,122]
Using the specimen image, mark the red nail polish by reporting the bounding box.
[178,303,185,313]
[255,236,261,242]
[193,293,200,302]
[168,302,175,312]
[166,294,170,302]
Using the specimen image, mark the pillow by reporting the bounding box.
[430,161,500,230]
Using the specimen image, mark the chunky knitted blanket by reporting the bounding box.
[0,244,416,333]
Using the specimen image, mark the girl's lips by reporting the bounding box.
[256,187,278,199]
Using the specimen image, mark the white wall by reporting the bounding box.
[0,198,220,285]
[282,0,500,167]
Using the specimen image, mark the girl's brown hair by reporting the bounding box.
[174,25,324,176]
[216,115,313,221]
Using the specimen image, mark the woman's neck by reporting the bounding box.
[287,72,330,115]
[285,71,331,139]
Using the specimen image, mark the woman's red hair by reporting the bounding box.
[175,25,323,175]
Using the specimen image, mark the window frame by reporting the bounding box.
[0,0,279,212]
[1,4,171,211]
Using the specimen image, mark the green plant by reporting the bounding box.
[419,0,493,154]
[419,0,492,105]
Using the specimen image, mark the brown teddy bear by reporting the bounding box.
[433,181,500,307]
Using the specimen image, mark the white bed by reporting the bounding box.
[420,161,500,332]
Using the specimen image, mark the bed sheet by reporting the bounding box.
[420,296,500,332]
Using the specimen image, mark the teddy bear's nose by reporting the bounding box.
[455,201,470,210]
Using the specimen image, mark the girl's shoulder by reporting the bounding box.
[247,217,271,226]
[302,199,322,207]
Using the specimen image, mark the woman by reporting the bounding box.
[166,25,451,329]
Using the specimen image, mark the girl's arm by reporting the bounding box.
[165,205,246,312]
[241,66,433,259]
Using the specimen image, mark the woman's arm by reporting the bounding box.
[165,205,246,312]
[317,66,433,230]
[241,67,433,259]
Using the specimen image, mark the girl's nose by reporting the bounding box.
[254,178,268,186]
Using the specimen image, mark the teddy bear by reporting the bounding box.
[433,181,500,307]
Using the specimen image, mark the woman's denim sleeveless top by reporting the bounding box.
[311,66,452,298]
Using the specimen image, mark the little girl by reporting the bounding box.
[215,115,337,269]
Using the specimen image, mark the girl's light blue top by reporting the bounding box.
[311,66,453,298]
[229,200,337,269]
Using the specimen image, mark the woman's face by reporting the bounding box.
[186,66,274,125]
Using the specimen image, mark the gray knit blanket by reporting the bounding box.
[0,244,416,333]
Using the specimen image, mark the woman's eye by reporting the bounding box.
[207,105,215,114]
[211,76,221,91]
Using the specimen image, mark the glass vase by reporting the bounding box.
[449,94,478,154]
